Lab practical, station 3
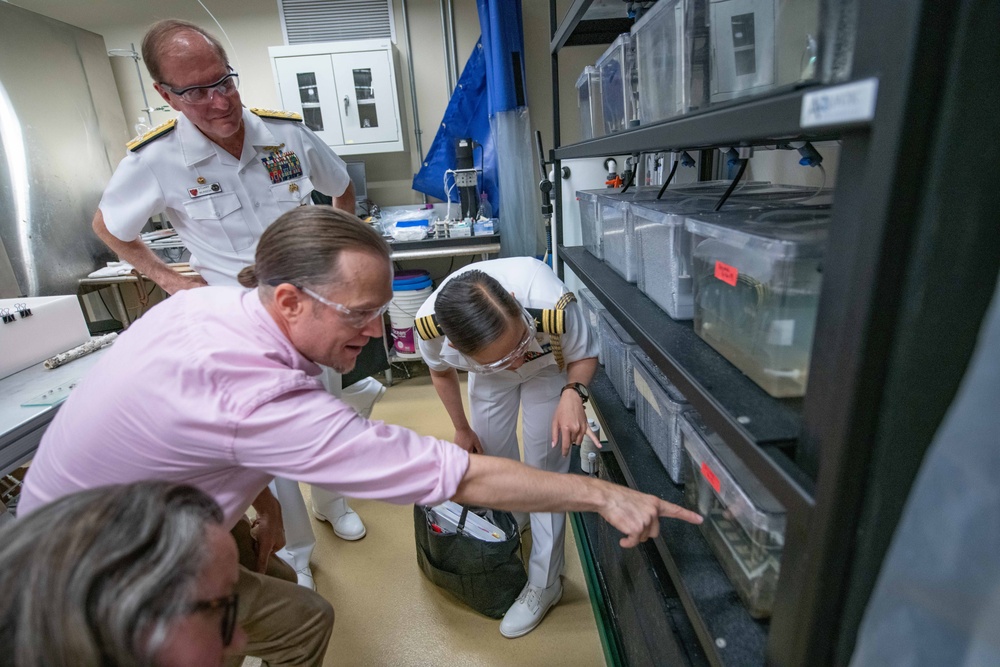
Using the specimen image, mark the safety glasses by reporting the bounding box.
[164,68,239,105]
[190,593,240,646]
[299,285,391,328]
[467,310,537,374]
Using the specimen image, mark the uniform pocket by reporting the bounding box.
[269,176,314,206]
[182,192,254,251]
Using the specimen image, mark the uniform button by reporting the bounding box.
[254,202,260,208]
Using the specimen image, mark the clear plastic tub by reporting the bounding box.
[599,197,637,283]
[632,350,689,483]
[633,0,703,124]
[680,411,785,618]
[597,33,638,134]
[577,189,605,259]
[599,310,639,409]
[708,0,821,104]
[597,181,775,285]
[685,207,831,397]
[633,185,828,320]
[578,288,607,364]
[576,65,603,141]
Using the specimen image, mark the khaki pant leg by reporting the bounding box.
[226,520,334,667]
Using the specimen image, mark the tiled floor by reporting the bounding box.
[305,371,605,666]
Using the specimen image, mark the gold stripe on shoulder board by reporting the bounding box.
[415,314,442,341]
[555,292,575,334]
[126,119,177,152]
[250,107,303,122]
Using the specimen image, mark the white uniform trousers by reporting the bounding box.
[468,364,569,589]
[273,370,383,570]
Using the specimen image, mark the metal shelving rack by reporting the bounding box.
[551,0,1000,665]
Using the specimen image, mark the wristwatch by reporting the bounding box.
[561,382,590,404]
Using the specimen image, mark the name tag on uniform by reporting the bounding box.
[188,183,222,198]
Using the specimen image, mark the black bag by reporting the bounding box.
[413,504,527,618]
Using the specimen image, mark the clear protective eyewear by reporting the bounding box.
[164,68,239,105]
[299,285,391,328]
[467,310,537,375]
[190,593,240,646]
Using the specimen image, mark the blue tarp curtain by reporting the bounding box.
[410,40,499,214]
[411,0,529,221]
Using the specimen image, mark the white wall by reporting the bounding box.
[10,0,604,209]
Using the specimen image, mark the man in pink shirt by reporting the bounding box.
[20,208,700,666]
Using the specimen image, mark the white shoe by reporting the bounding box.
[273,548,316,590]
[313,497,367,540]
[342,376,387,419]
[499,579,563,638]
[294,565,316,590]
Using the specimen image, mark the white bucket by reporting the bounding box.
[388,285,433,358]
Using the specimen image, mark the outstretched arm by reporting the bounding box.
[452,454,702,548]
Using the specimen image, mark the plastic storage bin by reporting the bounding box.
[576,65,603,141]
[633,185,828,320]
[632,350,689,483]
[680,411,786,618]
[632,0,707,123]
[597,181,780,288]
[708,0,821,103]
[578,288,607,364]
[597,33,638,134]
[596,182,756,285]
[599,310,639,409]
[686,207,831,397]
[577,189,606,259]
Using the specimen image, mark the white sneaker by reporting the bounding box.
[499,579,563,638]
[313,497,367,540]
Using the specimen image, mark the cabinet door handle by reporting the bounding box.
[343,95,350,115]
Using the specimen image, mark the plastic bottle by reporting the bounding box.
[580,419,601,475]
[476,192,493,220]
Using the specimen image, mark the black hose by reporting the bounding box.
[619,168,636,194]
[714,159,748,212]
[656,160,680,199]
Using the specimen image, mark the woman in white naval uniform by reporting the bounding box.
[415,257,600,638]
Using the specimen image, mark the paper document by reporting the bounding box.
[428,501,505,542]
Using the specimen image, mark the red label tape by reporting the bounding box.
[700,462,721,493]
[714,261,738,286]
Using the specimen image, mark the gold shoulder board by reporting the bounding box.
[539,292,576,335]
[126,119,177,152]
[414,314,443,341]
[250,107,303,122]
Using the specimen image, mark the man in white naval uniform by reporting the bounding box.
[414,257,601,638]
[90,19,381,590]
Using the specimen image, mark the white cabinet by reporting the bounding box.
[269,40,404,155]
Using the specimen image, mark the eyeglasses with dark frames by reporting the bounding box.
[189,592,239,646]
[163,67,240,105]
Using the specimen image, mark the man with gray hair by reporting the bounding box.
[0,481,245,666]
[90,17,379,589]
[21,207,701,666]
